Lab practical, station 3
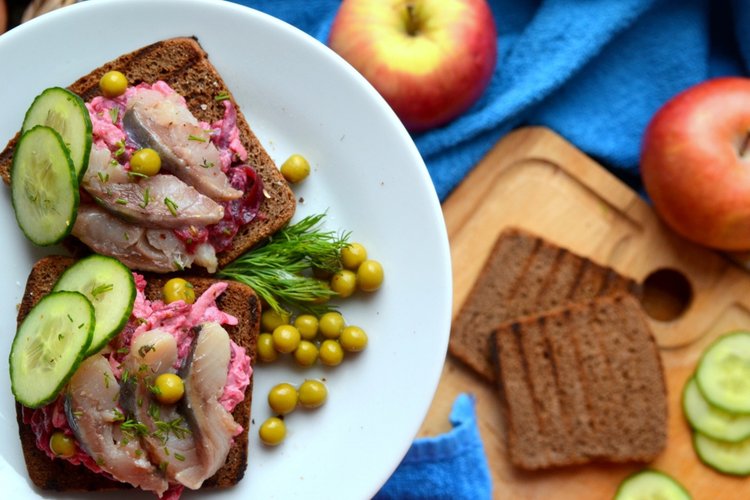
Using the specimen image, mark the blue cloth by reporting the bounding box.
[227,0,750,497]
[374,394,491,500]
[231,0,749,200]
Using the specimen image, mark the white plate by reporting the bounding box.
[0,0,451,498]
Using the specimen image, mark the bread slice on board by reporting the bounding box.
[493,294,667,470]
[0,37,296,269]
[14,255,260,492]
[449,227,641,382]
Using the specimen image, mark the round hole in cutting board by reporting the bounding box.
[640,268,692,322]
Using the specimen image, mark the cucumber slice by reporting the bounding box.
[693,432,750,476]
[52,254,136,356]
[683,377,750,442]
[9,291,94,408]
[10,125,79,246]
[696,331,750,414]
[22,87,92,180]
[614,469,691,500]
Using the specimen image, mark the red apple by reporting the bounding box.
[0,0,6,34]
[327,0,497,132]
[641,77,750,251]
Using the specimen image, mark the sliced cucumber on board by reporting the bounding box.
[693,432,750,476]
[10,125,79,246]
[614,469,691,500]
[683,377,750,442]
[9,291,94,409]
[695,331,750,414]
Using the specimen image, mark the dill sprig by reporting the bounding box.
[217,213,350,314]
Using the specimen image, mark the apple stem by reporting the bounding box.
[405,2,419,36]
[741,132,750,159]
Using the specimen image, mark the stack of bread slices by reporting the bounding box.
[450,227,667,470]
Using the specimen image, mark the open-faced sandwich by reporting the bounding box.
[11,254,259,498]
[0,37,296,273]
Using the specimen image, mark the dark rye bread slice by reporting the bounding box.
[0,37,296,269]
[449,227,641,382]
[14,255,260,492]
[493,294,667,470]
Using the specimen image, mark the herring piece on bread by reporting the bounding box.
[449,227,641,382]
[0,37,296,270]
[493,294,667,470]
[14,255,259,492]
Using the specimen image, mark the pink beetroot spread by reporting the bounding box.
[86,82,263,255]
[22,273,252,494]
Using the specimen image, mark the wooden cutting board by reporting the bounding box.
[417,126,750,499]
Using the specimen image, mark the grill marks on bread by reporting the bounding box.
[450,228,640,382]
[495,295,667,470]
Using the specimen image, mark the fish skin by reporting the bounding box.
[65,355,168,495]
[176,322,241,487]
[72,204,218,273]
[121,330,203,489]
[82,145,224,229]
[124,90,242,202]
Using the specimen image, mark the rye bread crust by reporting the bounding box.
[14,255,260,492]
[493,294,667,470]
[449,227,642,383]
[0,37,296,270]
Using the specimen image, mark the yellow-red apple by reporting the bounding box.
[641,77,750,250]
[0,0,6,34]
[328,0,497,132]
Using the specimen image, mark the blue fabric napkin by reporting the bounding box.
[228,0,750,497]
[374,394,491,500]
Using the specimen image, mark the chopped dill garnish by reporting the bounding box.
[164,197,178,216]
[91,282,113,298]
[153,416,191,444]
[109,106,119,124]
[187,134,207,143]
[121,419,149,436]
[214,91,230,101]
[139,187,150,209]
[138,344,155,358]
[149,402,160,419]
[113,140,126,157]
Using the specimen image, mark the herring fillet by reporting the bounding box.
[124,89,242,202]
[72,203,218,273]
[176,322,241,487]
[82,145,225,228]
[120,330,202,488]
[64,355,168,495]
